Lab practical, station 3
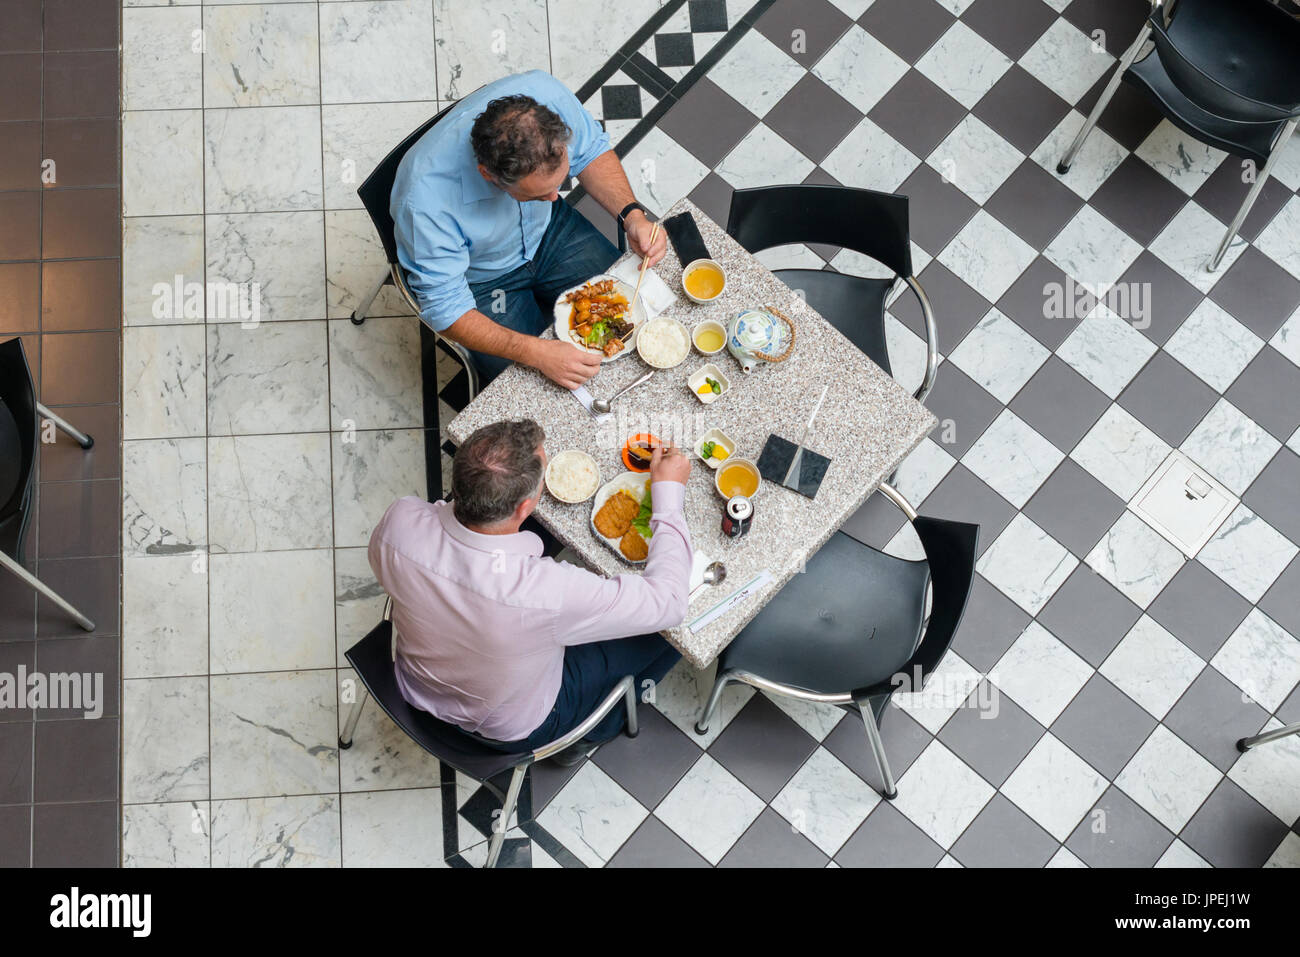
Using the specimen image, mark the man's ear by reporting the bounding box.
[477,164,496,184]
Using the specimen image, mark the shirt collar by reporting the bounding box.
[437,500,543,557]
[459,133,500,205]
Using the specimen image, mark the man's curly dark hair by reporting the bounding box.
[470,95,572,188]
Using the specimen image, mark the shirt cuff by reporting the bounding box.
[420,284,477,333]
[649,480,686,517]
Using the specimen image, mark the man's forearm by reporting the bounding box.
[577,150,639,220]
[443,308,539,365]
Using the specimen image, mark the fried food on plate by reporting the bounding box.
[619,528,649,562]
[593,489,640,539]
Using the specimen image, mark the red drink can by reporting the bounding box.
[721,495,753,538]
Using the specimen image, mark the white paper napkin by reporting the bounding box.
[609,258,678,318]
[569,384,613,422]
[688,551,712,592]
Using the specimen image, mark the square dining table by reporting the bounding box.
[447,198,938,669]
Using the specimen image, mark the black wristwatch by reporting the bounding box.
[617,201,648,228]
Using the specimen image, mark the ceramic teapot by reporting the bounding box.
[726,307,795,373]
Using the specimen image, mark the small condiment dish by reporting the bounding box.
[687,363,730,404]
[694,429,736,469]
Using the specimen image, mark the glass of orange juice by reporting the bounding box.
[682,259,727,304]
[714,458,760,500]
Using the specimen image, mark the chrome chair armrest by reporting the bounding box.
[530,675,638,762]
[391,263,481,400]
[877,481,919,522]
[901,276,939,404]
[382,596,393,621]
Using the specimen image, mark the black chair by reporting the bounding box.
[1058,0,1300,271]
[340,599,640,868]
[722,184,939,404]
[694,483,978,799]
[352,101,481,400]
[0,338,96,631]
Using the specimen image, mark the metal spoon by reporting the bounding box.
[688,561,727,602]
[591,369,654,414]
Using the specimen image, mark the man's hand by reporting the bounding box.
[530,337,603,390]
[625,210,668,268]
[649,439,691,485]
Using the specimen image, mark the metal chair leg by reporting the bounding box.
[1058,22,1154,174]
[351,269,389,325]
[623,678,640,738]
[694,670,732,735]
[0,551,95,631]
[485,764,528,868]
[1237,720,1300,753]
[35,403,93,450]
[1208,116,1298,271]
[859,701,898,800]
[338,689,369,749]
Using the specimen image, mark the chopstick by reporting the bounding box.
[626,219,660,318]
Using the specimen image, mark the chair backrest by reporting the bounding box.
[0,338,38,557]
[725,184,913,278]
[357,101,460,265]
[344,619,526,783]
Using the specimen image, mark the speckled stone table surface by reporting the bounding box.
[448,198,938,668]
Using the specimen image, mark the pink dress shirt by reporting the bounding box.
[367,481,692,742]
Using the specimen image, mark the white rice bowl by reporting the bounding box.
[636,317,691,368]
[545,450,601,503]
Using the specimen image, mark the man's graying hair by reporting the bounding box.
[452,419,547,527]
[470,95,571,187]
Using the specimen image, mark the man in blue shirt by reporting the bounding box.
[391,71,667,389]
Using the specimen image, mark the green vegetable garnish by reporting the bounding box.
[584,321,607,345]
[708,377,721,394]
[630,485,654,539]
[700,441,715,459]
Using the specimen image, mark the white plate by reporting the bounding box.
[554,274,647,362]
[544,449,601,503]
[589,470,652,564]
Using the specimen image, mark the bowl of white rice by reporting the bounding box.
[635,317,691,369]
[545,449,601,503]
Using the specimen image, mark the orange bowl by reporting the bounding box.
[622,432,661,472]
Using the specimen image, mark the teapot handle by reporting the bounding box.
[753,305,797,364]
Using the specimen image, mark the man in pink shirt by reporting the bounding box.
[368,418,692,763]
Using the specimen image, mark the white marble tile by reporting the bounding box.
[209,550,336,673]
[1115,725,1221,832]
[1070,404,1171,501]
[1165,300,1264,394]
[432,0,548,101]
[320,0,437,104]
[1086,511,1185,608]
[123,554,208,679]
[1180,399,1279,497]
[754,243,826,272]
[978,513,1078,614]
[962,409,1064,508]
[1271,304,1300,370]
[334,550,387,664]
[204,106,323,213]
[1149,201,1246,293]
[1253,193,1300,282]
[1047,845,1088,868]
[321,101,438,210]
[762,693,847,743]
[655,754,764,864]
[949,308,1049,404]
[327,316,423,432]
[122,7,202,110]
[1001,733,1108,842]
[1045,205,1143,290]
[771,747,880,856]
[207,433,333,553]
[123,325,207,439]
[211,795,341,867]
[1155,838,1211,868]
[1057,304,1157,399]
[1269,128,1300,191]
[1136,119,1228,195]
[990,622,1093,726]
[812,24,909,114]
[123,676,210,803]
[1031,110,1128,199]
[1211,610,1300,712]
[708,28,804,116]
[207,321,330,435]
[536,761,648,867]
[324,208,409,320]
[207,211,327,322]
[1100,616,1206,720]
[821,116,921,194]
[914,21,1013,109]
[893,740,995,848]
[1019,17,1115,105]
[893,437,958,506]
[620,126,712,217]
[340,789,447,866]
[210,670,339,799]
[938,209,1037,303]
[652,658,753,748]
[717,122,815,191]
[550,1,659,87]
[926,115,1023,205]
[336,667,442,790]
[202,4,320,107]
[123,801,210,867]
[1197,505,1296,605]
[892,651,983,735]
[1265,832,1300,868]
[123,110,204,217]
[123,216,206,326]
[1228,717,1300,825]
[882,311,934,396]
[331,429,427,547]
[123,438,207,557]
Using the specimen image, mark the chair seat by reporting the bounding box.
[772,269,894,377]
[717,530,930,698]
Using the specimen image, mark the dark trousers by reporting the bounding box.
[466,197,620,385]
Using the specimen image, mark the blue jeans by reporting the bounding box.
[466,198,621,385]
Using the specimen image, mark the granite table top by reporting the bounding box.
[448,198,938,669]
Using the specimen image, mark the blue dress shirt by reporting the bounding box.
[390,71,612,332]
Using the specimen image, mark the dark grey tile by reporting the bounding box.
[33,633,119,716]
[1009,355,1110,453]
[857,0,954,64]
[43,51,118,119]
[0,192,41,261]
[1147,560,1253,661]
[41,258,120,332]
[1050,674,1156,779]
[1181,779,1290,868]
[1244,448,1300,546]
[1114,251,1206,347]
[985,160,1085,250]
[0,0,43,54]
[1278,682,1300,725]
[38,404,119,481]
[33,718,117,802]
[0,262,39,334]
[890,260,991,351]
[951,575,1031,673]
[961,0,1056,59]
[1194,157,1295,244]
[1225,347,1300,444]
[1038,566,1142,668]
[657,78,758,168]
[44,0,120,52]
[938,680,1043,786]
[997,256,1085,351]
[686,171,735,227]
[0,806,30,867]
[895,163,979,258]
[31,801,117,867]
[1066,785,1174,867]
[823,702,929,794]
[0,643,36,719]
[689,0,728,33]
[1166,668,1270,773]
[592,706,700,810]
[37,480,120,560]
[840,490,907,549]
[0,722,32,804]
[35,557,119,641]
[0,573,36,643]
[755,0,853,68]
[41,117,119,188]
[706,693,818,803]
[951,793,1058,866]
[0,120,41,190]
[1061,0,1152,58]
[600,84,641,121]
[1209,246,1300,341]
[972,65,1071,156]
[0,53,41,121]
[1117,350,1218,447]
[42,187,119,259]
[765,73,862,164]
[1089,155,1189,246]
[654,32,696,68]
[40,329,118,404]
[868,69,966,159]
[1259,556,1300,646]
[572,193,618,247]
[718,807,829,867]
[1024,459,1126,558]
[834,800,945,866]
[527,757,582,816]
[1080,71,1163,151]
[918,465,1017,557]
[606,814,710,867]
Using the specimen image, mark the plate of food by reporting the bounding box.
[554,275,648,361]
[590,470,654,564]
